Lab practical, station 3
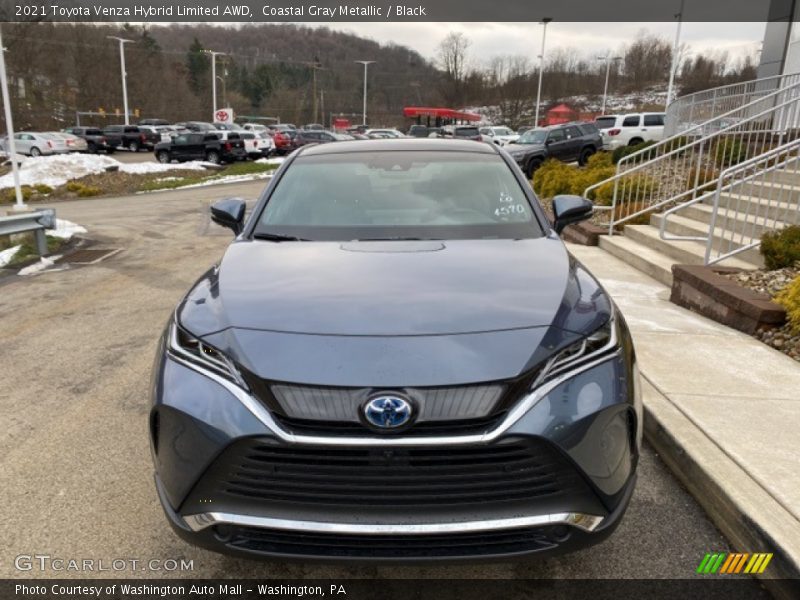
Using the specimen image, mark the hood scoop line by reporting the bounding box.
[339,241,445,253]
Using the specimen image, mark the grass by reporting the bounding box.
[137,161,278,192]
[0,233,68,268]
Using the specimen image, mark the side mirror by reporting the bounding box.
[210,197,246,235]
[552,195,593,234]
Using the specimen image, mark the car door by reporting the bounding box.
[14,133,32,154]
[545,128,571,161]
[642,114,665,142]
[562,126,584,161]
[620,115,642,144]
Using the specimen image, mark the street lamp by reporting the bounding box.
[597,54,622,115]
[0,26,25,210]
[534,18,552,127]
[666,0,685,108]
[107,36,133,125]
[216,75,227,108]
[355,60,376,126]
[204,50,226,117]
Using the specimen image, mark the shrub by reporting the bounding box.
[33,183,53,194]
[713,138,747,168]
[66,181,83,192]
[532,154,616,202]
[760,225,800,270]
[686,166,719,195]
[614,201,654,227]
[612,140,657,164]
[76,185,101,197]
[776,276,800,334]
[593,173,657,207]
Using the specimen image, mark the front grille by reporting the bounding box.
[198,437,591,509]
[224,525,563,558]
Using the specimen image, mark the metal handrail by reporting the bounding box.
[658,137,800,244]
[665,71,800,136]
[583,79,800,235]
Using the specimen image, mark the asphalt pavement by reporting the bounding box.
[0,183,771,589]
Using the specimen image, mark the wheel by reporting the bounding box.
[578,147,595,166]
[106,147,115,154]
[156,151,170,164]
[30,146,41,157]
[205,150,220,164]
[88,144,98,154]
[525,158,541,179]
[129,140,140,153]
[628,137,644,147]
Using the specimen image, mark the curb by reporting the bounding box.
[642,377,800,600]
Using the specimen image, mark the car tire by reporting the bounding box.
[525,158,542,179]
[578,147,595,166]
[205,150,220,164]
[156,151,170,164]
[129,141,140,153]
[30,147,41,157]
[628,137,644,147]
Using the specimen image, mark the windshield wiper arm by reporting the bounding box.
[253,232,308,242]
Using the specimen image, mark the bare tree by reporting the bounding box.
[437,32,471,106]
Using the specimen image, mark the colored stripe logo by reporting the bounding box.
[697,553,773,574]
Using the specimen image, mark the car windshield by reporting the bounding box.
[254,151,542,241]
[454,127,479,136]
[493,127,513,136]
[595,117,617,129]
[518,129,547,144]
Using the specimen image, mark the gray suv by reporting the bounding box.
[506,122,603,177]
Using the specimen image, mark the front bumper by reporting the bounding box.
[150,336,641,562]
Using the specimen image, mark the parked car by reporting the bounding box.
[150,138,641,561]
[174,121,218,133]
[442,125,483,142]
[407,124,431,138]
[49,132,88,153]
[479,126,519,146]
[240,132,264,159]
[272,129,298,155]
[103,124,160,152]
[303,123,325,131]
[594,113,665,150]
[294,130,352,146]
[154,132,246,164]
[364,128,405,138]
[0,132,69,156]
[506,122,603,177]
[242,123,268,133]
[154,125,184,142]
[214,122,245,132]
[256,131,276,157]
[138,118,171,127]
[63,126,112,153]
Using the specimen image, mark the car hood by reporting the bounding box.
[178,237,612,386]
[509,142,545,153]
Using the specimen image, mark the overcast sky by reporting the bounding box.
[309,22,766,66]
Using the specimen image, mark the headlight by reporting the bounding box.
[532,315,618,389]
[167,320,248,389]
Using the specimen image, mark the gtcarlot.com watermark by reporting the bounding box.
[15,554,194,573]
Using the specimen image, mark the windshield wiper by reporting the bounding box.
[253,232,308,242]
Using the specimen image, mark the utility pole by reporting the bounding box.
[597,54,622,115]
[204,50,226,117]
[666,0,685,108]
[107,36,133,125]
[534,18,552,127]
[0,26,25,210]
[355,60,376,126]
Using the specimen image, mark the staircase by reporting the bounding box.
[584,74,800,287]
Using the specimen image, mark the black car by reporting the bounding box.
[174,121,219,133]
[63,126,112,153]
[294,130,352,146]
[154,132,245,164]
[103,124,160,153]
[150,138,641,562]
[442,125,482,141]
[506,122,602,177]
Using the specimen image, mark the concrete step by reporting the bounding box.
[736,179,800,204]
[712,192,800,224]
[622,224,760,270]
[680,202,799,238]
[649,213,764,267]
[598,234,676,287]
[759,165,800,188]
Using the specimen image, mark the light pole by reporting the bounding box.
[597,54,622,115]
[534,18,552,127]
[216,75,227,108]
[0,26,25,210]
[666,0,685,108]
[204,50,226,117]
[355,60,375,126]
[107,36,133,125]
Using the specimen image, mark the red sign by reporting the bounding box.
[215,110,230,122]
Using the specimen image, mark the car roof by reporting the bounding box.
[298,138,498,156]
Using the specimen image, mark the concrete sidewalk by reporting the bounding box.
[568,244,800,598]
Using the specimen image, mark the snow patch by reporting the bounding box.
[49,219,88,240]
[0,244,21,267]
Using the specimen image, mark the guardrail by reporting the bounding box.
[584,79,800,235]
[0,209,57,258]
[658,138,800,264]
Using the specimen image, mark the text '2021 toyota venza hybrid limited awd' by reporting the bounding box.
[150,138,642,561]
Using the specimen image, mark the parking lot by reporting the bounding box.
[0,182,768,588]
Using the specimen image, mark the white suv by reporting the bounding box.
[594,112,665,150]
[479,126,519,146]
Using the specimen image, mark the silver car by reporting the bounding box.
[1,132,69,157]
[50,132,88,153]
